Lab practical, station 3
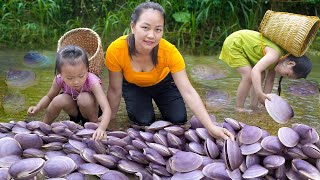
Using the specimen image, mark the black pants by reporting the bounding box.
[122,73,187,126]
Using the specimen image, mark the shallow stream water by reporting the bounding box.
[0,49,319,135]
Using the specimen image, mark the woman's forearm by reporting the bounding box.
[107,89,121,120]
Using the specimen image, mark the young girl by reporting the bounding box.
[219,29,312,112]
[28,45,111,140]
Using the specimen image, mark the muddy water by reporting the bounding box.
[0,49,319,135]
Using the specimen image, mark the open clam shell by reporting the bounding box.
[9,158,45,180]
[265,93,294,124]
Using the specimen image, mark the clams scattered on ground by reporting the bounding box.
[0,114,319,179]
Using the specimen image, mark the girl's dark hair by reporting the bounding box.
[277,54,312,95]
[55,45,89,75]
[127,2,165,66]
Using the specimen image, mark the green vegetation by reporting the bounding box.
[1,0,319,54]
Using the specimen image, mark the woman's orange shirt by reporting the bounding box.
[105,35,185,87]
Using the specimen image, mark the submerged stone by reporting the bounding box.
[288,80,319,96]
[23,51,51,68]
[5,69,36,89]
[191,64,225,80]
[204,89,230,110]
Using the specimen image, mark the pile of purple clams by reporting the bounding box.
[0,115,320,179]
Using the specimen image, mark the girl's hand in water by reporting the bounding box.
[92,127,106,141]
[208,125,235,141]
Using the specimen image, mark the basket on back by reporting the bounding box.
[57,28,104,76]
[259,10,320,57]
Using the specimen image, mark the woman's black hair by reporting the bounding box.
[277,54,312,96]
[55,45,89,75]
[127,2,165,66]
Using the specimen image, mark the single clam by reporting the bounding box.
[93,154,119,169]
[260,136,285,154]
[143,148,166,166]
[0,155,21,168]
[0,168,10,180]
[14,133,43,150]
[65,172,86,180]
[85,139,107,154]
[265,93,294,124]
[301,143,320,159]
[246,154,260,169]
[117,160,145,174]
[100,170,129,180]
[291,159,320,180]
[147,120,172,131]
[42,156,77,178]
[184,129,200,143]
[222,139,243,171]
[23,148,45,158]
[204,138,219,159]
[80,148,97,163]
[242,164,268,179]
[0,137,22,158]
[9,158,45,180]
[149,162,171,177]
[168,151,203,173]
[129,150,149,165]
[240,142,262,155]
[278,127,300,147]
[202,162,231,180]
[78,163,109,175]
[172,170,204,180]
[164,126,185,136]
[153,133,168,147]
[263,155,285,169]
[238,125,262,145]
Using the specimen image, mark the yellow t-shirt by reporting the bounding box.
[105,35,185,87]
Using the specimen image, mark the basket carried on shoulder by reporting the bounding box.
[57,28,104,76]
[259,10,320,57]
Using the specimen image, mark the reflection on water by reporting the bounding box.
[0,49,319,135]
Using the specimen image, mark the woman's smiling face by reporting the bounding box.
[131,8,164,54]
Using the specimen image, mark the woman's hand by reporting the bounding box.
[92,127,106,141]
[208,125,235,141]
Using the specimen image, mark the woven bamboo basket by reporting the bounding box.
[57,28,104,76]
[259,10,320,57]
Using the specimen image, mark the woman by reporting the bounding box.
[105,2,233,140]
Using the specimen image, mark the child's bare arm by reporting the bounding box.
[27,78,61,115]
[251,47,279,104]
[264,69,276,94]
[91,83,112,140]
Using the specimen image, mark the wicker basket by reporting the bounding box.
[57,28,104,76]
[259,10,320,57]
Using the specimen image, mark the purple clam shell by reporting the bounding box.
[42,156,77,178]
[202,162,231,180]
[0,137,22,158]
[9,158,45,180]
[172,170,204,180]
[100,170,129,180]
[238,125,262,145]
[242,164,268,179]
[278,127,300,148]
[265,93,294,124]
[169,151,203,173]
[222,139,243,171]
[78,163,109,175]
[263,155,285,169]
